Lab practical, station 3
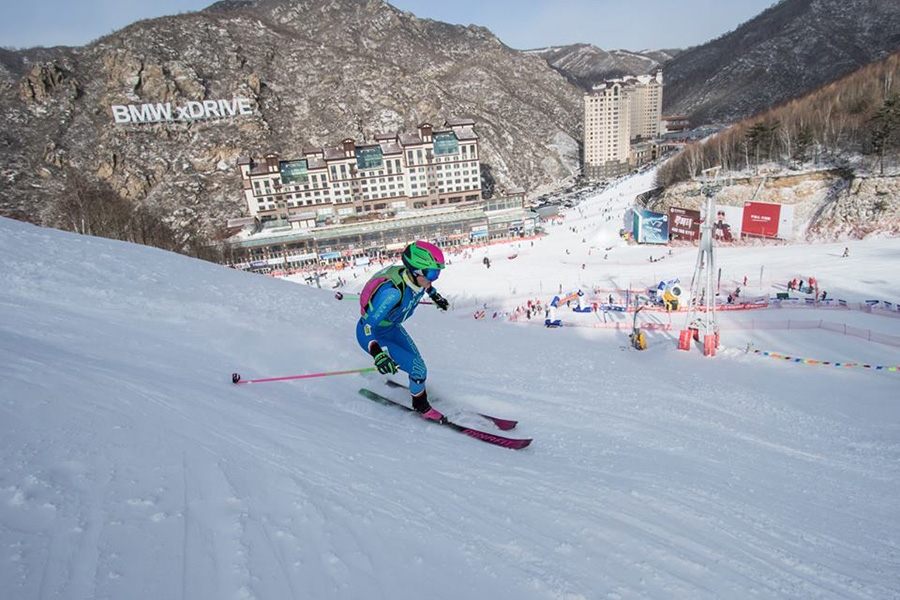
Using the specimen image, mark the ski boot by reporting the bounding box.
[412,390,444,422]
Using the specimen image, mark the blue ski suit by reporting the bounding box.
[356,267,431,395]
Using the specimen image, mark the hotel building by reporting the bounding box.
[227,119,538,270]
[237,120,482,226]
[583,72,664,180]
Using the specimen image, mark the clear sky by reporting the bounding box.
[3,0,778,51]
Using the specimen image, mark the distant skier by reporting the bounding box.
[356,241,450,421]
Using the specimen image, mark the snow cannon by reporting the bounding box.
[655,279,684,311]
[629,306,648,350]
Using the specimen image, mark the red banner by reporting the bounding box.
[669,206,701,241]
[741,202,781,238]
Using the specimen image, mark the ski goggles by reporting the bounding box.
[414,268,441,282]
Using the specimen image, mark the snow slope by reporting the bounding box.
[1,170,899,599]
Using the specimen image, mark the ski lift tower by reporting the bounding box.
[680,167,721,356]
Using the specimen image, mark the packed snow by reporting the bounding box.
[1,170,899,599]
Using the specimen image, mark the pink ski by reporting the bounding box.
[358,389,532,450]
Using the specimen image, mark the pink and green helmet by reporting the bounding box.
[401,240,445,272]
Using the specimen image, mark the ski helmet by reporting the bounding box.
[401,240,445,272]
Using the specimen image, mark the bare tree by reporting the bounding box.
[44,169,216,260]
[659,52,900,187]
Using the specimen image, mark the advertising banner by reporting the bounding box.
[634,209,669,244]
[287,253,317,263]
[668,206,701,241]
[111,97,254,124]
[742,202,782,238]
[700,204,743,242]
[777,204,794,240]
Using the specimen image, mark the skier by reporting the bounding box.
[356,240,450,421]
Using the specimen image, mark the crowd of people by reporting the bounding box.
[786,275,830,302]
[787,276,818,294]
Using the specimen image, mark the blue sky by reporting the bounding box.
[3,0,777,50]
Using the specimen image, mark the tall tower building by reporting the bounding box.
[583,81,631,180]
[628,71,664,141]
[583,71,663,180]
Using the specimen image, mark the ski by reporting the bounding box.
[383,379,518,431]
[336,291,433,305]
[358,389,532,450]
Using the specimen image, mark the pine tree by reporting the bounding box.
[870,94,900,174]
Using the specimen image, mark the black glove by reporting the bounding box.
[369,342,399,375]
[429,289,450,311]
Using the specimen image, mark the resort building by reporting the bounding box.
[226,119,539,271]
[236,120,482,227]
[225,190,536,273]
[583,72,664,180]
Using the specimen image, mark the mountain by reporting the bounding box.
[0,0,583,243]
[5,0,900,249]
[526,44,677,88]
[534,1,900,126]
[663,0,900,124]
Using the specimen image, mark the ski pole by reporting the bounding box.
[335,291,433,305]
[232,367,376,385]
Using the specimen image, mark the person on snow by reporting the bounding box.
[356,240,450,421]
